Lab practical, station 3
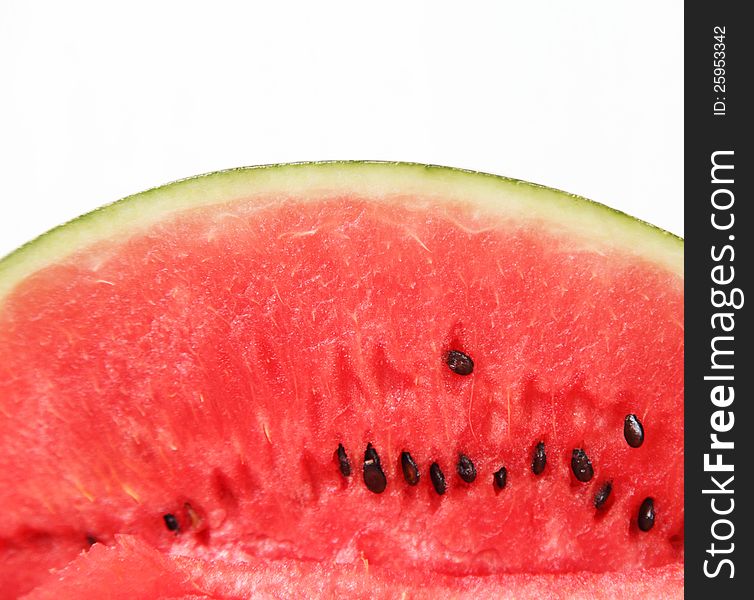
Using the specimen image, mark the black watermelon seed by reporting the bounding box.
[624,414,645,448]
[430,462,447,495]
[336,443,351,477]
[638,497,655,531]
[457,454,477,483]
[401,451,420,486]
[446,350,474,376]
[493,466,508,490]
[594,480,613,510]
[86,534,97,546]
[363,443,387,494]
[163,513,179,532]
[571,448,594,482]
[532,441,546,475]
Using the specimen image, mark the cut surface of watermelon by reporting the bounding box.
[24,534,684,600]
[0,163,683,598]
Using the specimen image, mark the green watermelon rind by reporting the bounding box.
[0,161,683,301]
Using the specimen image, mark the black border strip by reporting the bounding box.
[685,3,752,596]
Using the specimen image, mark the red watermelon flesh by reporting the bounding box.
[0,163,683,598]
[25,534,684,600]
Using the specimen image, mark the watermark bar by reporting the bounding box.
[685,2,752,596]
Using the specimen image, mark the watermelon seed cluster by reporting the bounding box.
[335,436,654,533]
[330,351,656,535]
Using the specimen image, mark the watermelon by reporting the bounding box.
[0,162,683,598]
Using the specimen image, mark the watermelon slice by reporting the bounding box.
[0,162,683,598]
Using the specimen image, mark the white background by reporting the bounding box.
[0,1,683,259]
